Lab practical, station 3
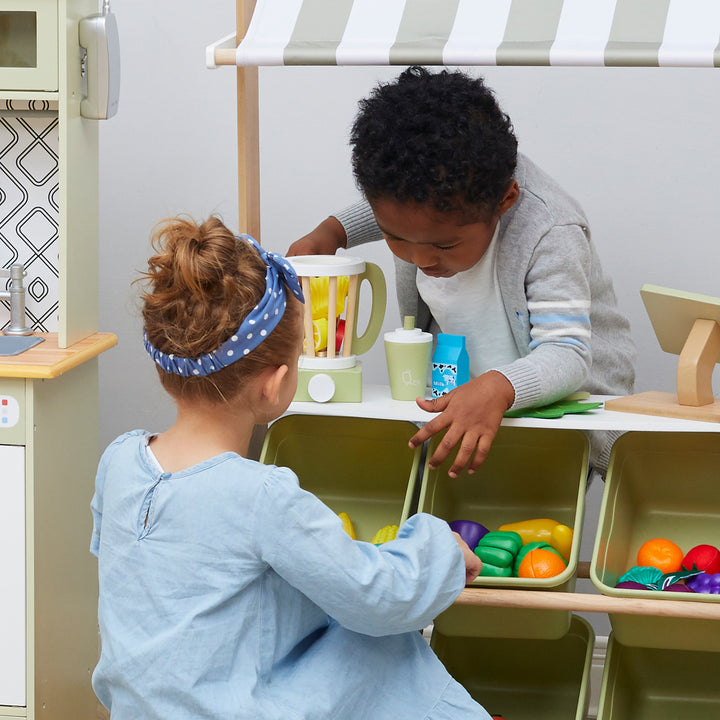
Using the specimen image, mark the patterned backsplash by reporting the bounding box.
[0,100,59,332]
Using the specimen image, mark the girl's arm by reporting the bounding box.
[254,468,467,636]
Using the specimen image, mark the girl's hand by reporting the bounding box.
[453,532,483,583]
[287,216,347,257]
[410,371,515,478]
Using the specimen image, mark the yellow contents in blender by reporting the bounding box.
[310,276,349,320]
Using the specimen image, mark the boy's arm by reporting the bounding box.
[411,224,595,476]
[491,223,593,408]
[410,371,515,478]
[287,200,382,256]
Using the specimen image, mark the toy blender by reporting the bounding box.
[287,255,386,402]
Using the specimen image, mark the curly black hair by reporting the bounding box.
[350,66,518,221]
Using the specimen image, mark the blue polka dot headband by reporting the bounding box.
[143,234,304,377]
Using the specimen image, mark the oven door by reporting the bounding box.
[0,444,26,708]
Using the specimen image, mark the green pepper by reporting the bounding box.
[477,562,513,578]
[474,530,523,577]
[475,546,513,567]
[477,531,523,555]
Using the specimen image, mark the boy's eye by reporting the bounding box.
[436,243,460,251]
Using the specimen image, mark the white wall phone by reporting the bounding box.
[79,0,120,119]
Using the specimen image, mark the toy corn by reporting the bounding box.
[338,512,356,540]
[474,531,523,577]
[372,524,398,545]
[498,518,573,562]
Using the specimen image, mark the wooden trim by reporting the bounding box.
[237,0,260,239]
[455,588,720,620]
[214,48,238,66]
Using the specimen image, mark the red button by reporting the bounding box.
[1,399,7,406]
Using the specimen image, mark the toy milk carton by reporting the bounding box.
[431,333,469,398]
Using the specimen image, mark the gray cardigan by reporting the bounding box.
[334,154,635,472]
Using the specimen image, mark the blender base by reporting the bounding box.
[294,363,363,403]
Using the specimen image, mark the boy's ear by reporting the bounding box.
[260,364,289,405]
[496,180,520,216]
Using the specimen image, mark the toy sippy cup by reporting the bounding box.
[383,316,432,401]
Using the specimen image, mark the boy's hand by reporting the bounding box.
[452,532,483,583]
[287,216,347,257]
[410,371,515,478]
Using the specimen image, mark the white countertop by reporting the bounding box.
[288,385,720,432]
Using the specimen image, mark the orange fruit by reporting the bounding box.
[636,538,683,573]
[517,548,567,579]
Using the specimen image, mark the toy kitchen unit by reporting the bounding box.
[1,1,118,717]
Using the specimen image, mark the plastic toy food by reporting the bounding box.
[310,275,349,320]
[636,538,684,573]
[615,580,648,590]
[338,512,356,540]
[616,565,702,591]
[474,531,522,577]
[498,518,573,561]
[308,276,349,352]
[687,572,720,594]
[513,541,565,576]
[618,566,663,587]
[681,544,720,575]
[449,520,489,550]
[517,547,567,579]
[372,524,398,545]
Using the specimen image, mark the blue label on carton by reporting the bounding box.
[431,333,469,397]
[432,362,459,397]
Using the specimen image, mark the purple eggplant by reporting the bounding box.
[449,520,489,551]
[615,581,647,590]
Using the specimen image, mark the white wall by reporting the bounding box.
[99,1,239,437]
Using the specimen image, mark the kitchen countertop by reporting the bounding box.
[0,332,118,379]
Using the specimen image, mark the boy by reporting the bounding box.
[288,66,635,478]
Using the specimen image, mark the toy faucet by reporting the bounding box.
[0,264,33,336]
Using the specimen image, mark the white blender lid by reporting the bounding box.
[287,255,366,277]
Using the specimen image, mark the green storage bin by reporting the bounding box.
[597,634,720,719]
[590,432,720,652]
[259,414,422,542]
[431,615,594,720]
[418,426,589,638]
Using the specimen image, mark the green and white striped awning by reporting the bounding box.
[211,0,720,68]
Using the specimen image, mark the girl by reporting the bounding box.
[90,216,491,719]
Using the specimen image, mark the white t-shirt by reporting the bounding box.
[416,224,519,377]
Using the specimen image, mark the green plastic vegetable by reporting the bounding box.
[474,531,523,577]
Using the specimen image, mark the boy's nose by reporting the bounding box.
[409,245,438,269]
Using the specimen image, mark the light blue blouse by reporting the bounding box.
[90,430,491,719]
